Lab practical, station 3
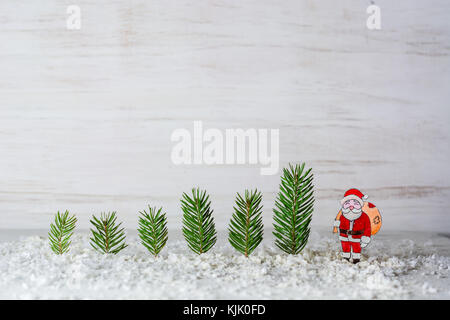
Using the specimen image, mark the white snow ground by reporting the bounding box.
[0,230,449,299]
[0,0,449,300]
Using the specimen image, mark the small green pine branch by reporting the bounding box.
[90,211,128,254]
[181,188,217,254]
[138,206,168,256]
[228,189,264,257]
[273,163,314,254]
[48,210,77,254]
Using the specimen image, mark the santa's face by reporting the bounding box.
[342,199,362,221]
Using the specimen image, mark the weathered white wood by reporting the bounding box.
[0,0,449,231]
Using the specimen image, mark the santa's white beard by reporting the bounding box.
[342,208,362,221]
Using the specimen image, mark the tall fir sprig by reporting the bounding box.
[138,206,168,257]
[228,189,264,257]
[181,188,217,254]
[48,210,77,254]
[273,163,314,254]
[90,211,128,254]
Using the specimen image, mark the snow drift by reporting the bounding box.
[0,231,448,299]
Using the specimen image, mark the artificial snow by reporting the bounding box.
[0,231,448,299]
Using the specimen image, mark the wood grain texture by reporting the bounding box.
[0,0,449,231]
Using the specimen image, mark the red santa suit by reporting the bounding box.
[334,188,372,260]
[336,211,371,259]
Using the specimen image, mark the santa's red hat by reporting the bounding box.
[340,188,368,206]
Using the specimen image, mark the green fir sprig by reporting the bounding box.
[138,206,168,256]
[228,189,264,257]
[181,188,217,254]
[48,210,77,254]
[273,163,314,254]
[90,211,128,254]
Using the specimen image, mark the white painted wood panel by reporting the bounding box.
[0,0,449,232]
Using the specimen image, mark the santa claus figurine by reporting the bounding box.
[333,188,372,264]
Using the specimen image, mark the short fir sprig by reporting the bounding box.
[181,188,217,254]
[138,206,168,256]
[90,211,128,254]
[273,163,314,254]
[48,210,77,255]
[228,189,264,257]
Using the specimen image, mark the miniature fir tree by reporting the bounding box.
[90,211,128,254]
[228,189,264,257]
[48,210,77,254]
[273,163,314,254]
[181,188,217,254]
[138,206,168,257]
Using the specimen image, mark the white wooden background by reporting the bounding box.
[0,0,449,234]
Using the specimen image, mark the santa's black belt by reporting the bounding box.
[339,229,363,236]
